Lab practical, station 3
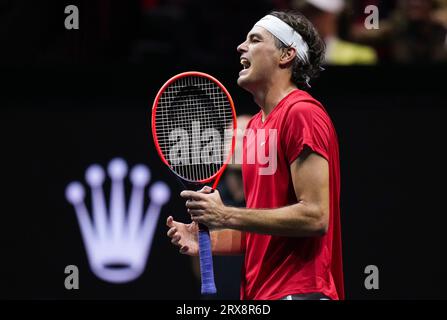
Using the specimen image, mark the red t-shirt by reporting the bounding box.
[241,89,344,300]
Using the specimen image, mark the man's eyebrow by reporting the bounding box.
[247,32,264,40]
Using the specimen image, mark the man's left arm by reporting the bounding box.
[182,147,329,237]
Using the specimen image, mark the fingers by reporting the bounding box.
[167,226,180,243]
[171,234,181,246]
[188,209,205,218]
[185,200,206,210]
[179,246,189,254]
[198,186,213,194]
[190,215,204,225]
[169,231,193,255]
[166,216,194,255]
[166,216,174,227]
[167,227,177,237]
[180,190,207,200]
[167,220,181,247]
[185,200,205,216]
[187,209,200,216]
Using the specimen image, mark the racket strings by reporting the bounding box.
[155,76,234,182]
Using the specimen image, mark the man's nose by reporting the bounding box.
[237,41,248,53]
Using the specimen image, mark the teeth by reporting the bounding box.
[240,58,250,69]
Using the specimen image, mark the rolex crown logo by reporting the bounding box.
[65,158,171,283]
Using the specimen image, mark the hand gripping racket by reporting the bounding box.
[151,71,237,295]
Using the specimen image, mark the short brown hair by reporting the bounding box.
[269,10,325,89]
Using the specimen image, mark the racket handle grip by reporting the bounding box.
[198,224,217,295]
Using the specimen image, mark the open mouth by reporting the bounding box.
[240,58,251,70]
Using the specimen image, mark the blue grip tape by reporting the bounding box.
[198,228,217,295]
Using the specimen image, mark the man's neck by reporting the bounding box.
[252,81,297,122]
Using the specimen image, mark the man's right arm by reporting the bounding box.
[211,229,244,255]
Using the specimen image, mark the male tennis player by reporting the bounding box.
[167,10,344,300]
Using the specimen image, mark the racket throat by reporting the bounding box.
[176,178,213,192]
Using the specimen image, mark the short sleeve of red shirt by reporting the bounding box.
[282,102,331,164]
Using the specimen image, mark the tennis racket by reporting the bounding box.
[151,71,237,295]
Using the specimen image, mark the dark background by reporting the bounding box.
[1,0,447,300]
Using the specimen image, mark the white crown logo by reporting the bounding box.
[65,158,170,283]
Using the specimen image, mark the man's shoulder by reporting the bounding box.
[283,91,335,133]
[284,90,326,116]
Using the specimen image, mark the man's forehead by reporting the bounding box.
[246,26,273,39]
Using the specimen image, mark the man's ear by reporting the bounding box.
[279,47,297,67]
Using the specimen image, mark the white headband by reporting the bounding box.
[254,15,309,64]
